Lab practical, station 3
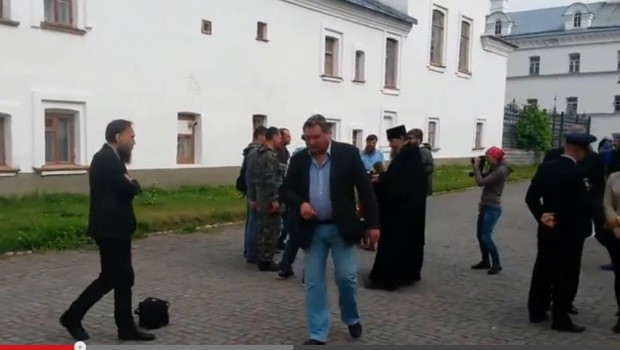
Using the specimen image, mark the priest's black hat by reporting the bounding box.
[386,125,407,140]
[565,132,597,148]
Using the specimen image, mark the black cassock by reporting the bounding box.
[367,142,427,291]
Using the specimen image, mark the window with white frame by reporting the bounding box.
[427,119,439,149]
[566,97,578,115]
[526,98,538,107]
[430,9,446,67]
[381,112,396,148]
[384,38,399,88]
[323,31,342,78]
[326,119,340,140]
[494,20,502,35]
[177,113,199,164]
[474,120,485,149]
[44,0,75,27]
[252,114,267,130]
[614,95,620,112]
[354,50,365,82]
[529,56,540,76]
[256,21,268,41]
[0,115,7,166]
[0,0,9,19]
[569,53,580,73]
[352,129,364,149]
[574,12,582,28]
[45,109,77,165]
[458,19,472,73]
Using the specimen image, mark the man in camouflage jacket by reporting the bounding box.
[254,127,286,271]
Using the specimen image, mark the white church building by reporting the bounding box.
[489,0,620,142]
[0,0,515,194]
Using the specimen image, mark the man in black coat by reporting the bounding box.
[542,126,606,314]
[60,120,154,342]
[366,125,427,291]
[526,132,597,332]
[279,114,380,345]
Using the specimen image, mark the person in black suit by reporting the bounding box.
[279,114,380,345]
[542,125,606,313]
[365,125,427,291]
[60,119,154,342]
[525,132,597,333]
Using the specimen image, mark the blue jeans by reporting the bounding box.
[476,205,502,266]
[304,223,359,342]
[243,203,259,261]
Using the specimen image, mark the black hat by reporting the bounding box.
[386,125,407,140]
[565,132,597,148]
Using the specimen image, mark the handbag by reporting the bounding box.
[134,297,170,330]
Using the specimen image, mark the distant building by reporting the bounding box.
[0,0,514,194]
[489,0,620,142]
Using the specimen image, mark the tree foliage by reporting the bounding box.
[515,106,552,152]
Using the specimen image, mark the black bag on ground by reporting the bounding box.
[134,297,170,330]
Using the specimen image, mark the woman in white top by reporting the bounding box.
[602,172,620,333]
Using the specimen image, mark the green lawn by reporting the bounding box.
[0,164,537,254]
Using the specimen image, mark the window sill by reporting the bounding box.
[0,166,20,177]
[427,64,446,73]
[0,18,19,27]
[430,148,441,153]
[472,147,485,151]
[320,75,343,83]
[352,79,366,84]
[175,163,208,168]
[34,164,89,176]
[381,87,400,96]
[456,70,472,79]
[256,37,269,42]
[40,21,87,36]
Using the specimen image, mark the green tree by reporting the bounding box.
[515,106,552,152]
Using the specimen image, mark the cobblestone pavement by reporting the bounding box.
[1,182,619,345]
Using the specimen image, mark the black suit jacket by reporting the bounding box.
[87,144,141,240]
[279,141,380,249]
[525,156,592,236]
[543,146,605,198]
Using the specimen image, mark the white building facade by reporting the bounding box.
[490,0,620,142]
[0,0,514,194]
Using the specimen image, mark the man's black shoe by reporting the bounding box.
[529,313,549,323]
[59,311,89,341]
[471,261,491,270]
[277,270,295,280]
[258,261,279,271]
[348,322,362,339]
[303,339,326,345]
[118,330,156,341]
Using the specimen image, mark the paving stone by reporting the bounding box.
[0,182,619,344]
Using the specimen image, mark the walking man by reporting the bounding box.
[280,114,380,345]
[60,119,154,342]
[254,127,285,271]
[243,126,268,264]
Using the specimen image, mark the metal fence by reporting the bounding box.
[502,101,591,149]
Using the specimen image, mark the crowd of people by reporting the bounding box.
[56,116,620,345]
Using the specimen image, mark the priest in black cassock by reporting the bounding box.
[364,125,428,291]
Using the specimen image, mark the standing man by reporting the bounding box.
[280,114,380,345]
[254,127,285,271]
[360,134,384,172]
[277,128,292,251]
[607,133,620,176]
[542,124,606,312]
[525,132,597,332]
[60,120,154,342]
[366,125,427,290]
[408,128,434,196]
[243,126,268,264]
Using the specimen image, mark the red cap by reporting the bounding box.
[486,146,505,160]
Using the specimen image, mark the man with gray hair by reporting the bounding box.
[542,123,606,315]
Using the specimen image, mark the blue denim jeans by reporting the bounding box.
[304,223,359,342]
[476,205,502,266]
[243,203,259,261]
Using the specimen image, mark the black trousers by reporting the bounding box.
[67,238,135,331]
[528,230,583,324]
[567,236,587,304]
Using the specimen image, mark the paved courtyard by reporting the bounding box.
[0,182,619,345]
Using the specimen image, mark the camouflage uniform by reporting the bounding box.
[254,144,286,262]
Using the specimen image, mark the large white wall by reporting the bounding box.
[0,0,510,175]
[505,38,620,114]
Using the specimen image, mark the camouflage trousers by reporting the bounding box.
[257,213,281,262]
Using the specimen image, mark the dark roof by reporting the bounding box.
[502,1,620,37]
[342,0,417,25]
